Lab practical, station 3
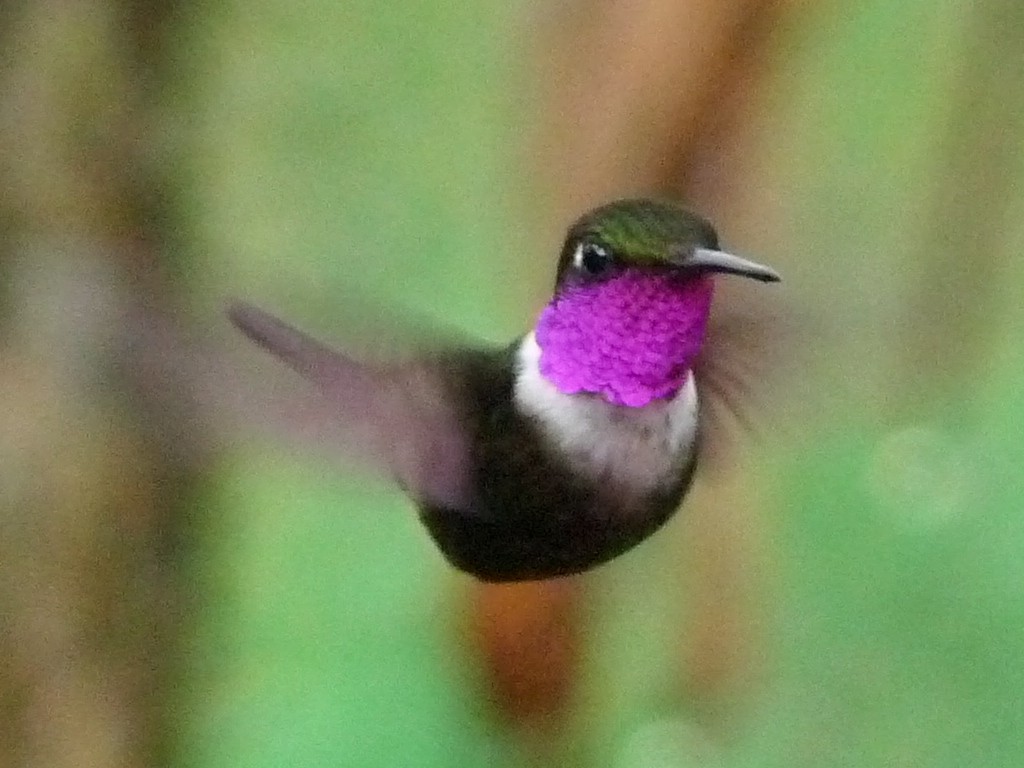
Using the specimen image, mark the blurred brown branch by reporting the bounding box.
[0,3,195,767]
[468,0,789,758]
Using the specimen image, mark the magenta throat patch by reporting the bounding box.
[534,270,714,407]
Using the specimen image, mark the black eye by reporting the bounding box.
[574,242,612,275]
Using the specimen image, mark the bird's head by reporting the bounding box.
[535,199,780,407]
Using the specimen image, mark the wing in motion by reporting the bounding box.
[228,301,473,511]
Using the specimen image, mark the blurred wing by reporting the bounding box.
[227,301,473,510]
[692,282,806,474]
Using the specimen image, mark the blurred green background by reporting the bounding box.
[3,1,1024,766]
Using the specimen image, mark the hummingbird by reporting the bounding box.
[229,199,780,582]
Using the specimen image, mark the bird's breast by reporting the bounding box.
[513,333,699,496]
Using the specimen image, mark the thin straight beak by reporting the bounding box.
[684,247,781,283]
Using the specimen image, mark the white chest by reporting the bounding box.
[512,333,699,494]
